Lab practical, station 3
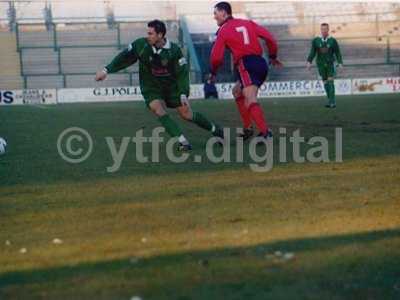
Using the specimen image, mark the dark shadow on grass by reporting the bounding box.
[1,228,399,299]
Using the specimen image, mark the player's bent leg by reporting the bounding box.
[177,103,224,139]
[242,85,270,137]
[149,100,186,143]
[241,84,258,106]
[233,81,252,132]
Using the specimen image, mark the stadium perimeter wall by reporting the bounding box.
[0,77,399,106]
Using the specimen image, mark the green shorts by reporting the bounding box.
[317,63,336,81]
[141,80,182,109]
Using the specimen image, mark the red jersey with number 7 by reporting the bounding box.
[210,17,278,74]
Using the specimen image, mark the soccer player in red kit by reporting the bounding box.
[210,2,283,140]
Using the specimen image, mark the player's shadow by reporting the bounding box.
[1,228,399,299]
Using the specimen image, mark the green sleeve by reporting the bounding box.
[174,46,190,97]
[105,41,139,73]
[307,39,317,63]
[334,39,343,64]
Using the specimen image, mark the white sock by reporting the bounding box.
[211,124,216,133]
[178,134,188,144]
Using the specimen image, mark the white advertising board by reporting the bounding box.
[0,89,57,105]
[58,86,143,103]
[352,77,400,95]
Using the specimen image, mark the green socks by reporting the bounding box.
[324,82,330,97]
[192,111,215,132]
[158,114,183,137]
[328,80,336,105]
[158,112,216,142]
[324,80,336,105]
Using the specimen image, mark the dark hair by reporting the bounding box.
[215,2,232,15]
[321,23,329,27]
[148,19,166,37]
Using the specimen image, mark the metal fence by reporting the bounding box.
[15,21,203,88]
[14,19,400,88]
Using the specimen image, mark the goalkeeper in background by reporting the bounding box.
[95,20,223,151]
[306,23,343,108]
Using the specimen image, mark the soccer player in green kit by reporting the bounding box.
[306,23,343,108]
[95,20,223,151]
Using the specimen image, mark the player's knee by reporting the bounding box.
[242,85,257,97]
[245,97,257,108]
[243,91,258,106]
[178,107,192,121]
[232,87,241,99]
[150,107,165,117]
[232,83,242,99]
[149,102,165,117]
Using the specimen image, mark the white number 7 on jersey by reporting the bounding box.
[236,26,250,45]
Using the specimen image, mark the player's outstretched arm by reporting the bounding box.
[95,68,108,81]
[306,39,316,69]
[252,21,282,67]
[252,22,277,56]
[95,42,138,81]
[270,57,283,68]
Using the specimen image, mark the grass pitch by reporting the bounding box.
[1,94,400,299]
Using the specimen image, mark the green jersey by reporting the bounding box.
[307,36,343,66]
[105,38,190,98]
